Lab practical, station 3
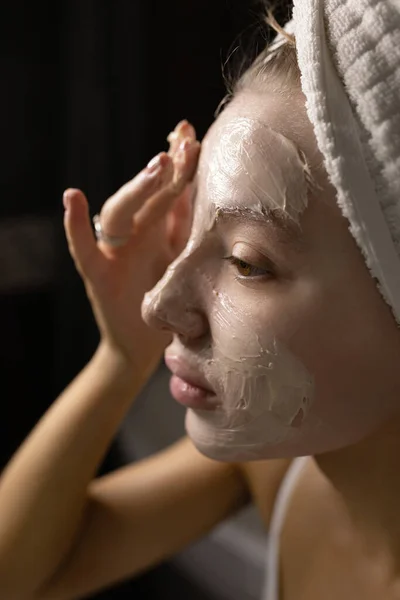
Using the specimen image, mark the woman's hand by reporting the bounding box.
[63,120,200,381]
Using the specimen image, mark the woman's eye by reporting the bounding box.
[224,256,271,278]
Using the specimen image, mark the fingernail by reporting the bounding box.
[166,130,178,144]
[174,120,189,135]
[147,152,167,174]
[176,120,189,135]
[180,138,192,151]
[175,138,192,163]
[167,120,190,145]
[63,190,71,211]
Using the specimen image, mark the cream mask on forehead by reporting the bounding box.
[203,116,309,223]
[143,112,321,462]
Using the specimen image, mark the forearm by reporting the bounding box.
[0,343,143,598]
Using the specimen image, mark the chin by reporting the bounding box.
[184,407,366,461]
[184,408,307,461]
[190,437,295,462]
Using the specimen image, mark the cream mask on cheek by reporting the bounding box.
[143,113,320,462]
[185,289,316,462]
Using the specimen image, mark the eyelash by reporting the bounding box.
[223,256,272,279]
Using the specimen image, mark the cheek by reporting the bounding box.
[207,276,316,395]
[193,286,316,457]
[270,264,398,437]
[209,276,320,360]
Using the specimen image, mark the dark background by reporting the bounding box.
[0,1,291,598]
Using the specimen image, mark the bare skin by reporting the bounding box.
[279,455,400,600]
[1,99,400,600]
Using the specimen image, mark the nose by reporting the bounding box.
[142,256,208,340]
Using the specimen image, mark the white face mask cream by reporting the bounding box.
[204,116,309,223]
[185,287,316,461]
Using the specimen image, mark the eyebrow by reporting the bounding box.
[213,204,305,251]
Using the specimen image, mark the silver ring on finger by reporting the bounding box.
[93,215,131,248]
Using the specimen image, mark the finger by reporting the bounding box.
[172,138,201,188]
[100,153,174,239]
[167,120,196,157]
[135,140,200,231]
[63,189,102,276]
[167,184,193,256]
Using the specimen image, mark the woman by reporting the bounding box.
[1,1,400,599]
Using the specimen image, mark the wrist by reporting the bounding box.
[93,340,159,393]
[92,342,139,388]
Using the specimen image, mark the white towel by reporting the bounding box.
[291,0,400,322]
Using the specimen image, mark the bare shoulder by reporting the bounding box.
[279,459,386,600]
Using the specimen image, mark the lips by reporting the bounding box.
[164,354,218,410]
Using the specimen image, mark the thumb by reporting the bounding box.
[63,188,101,277]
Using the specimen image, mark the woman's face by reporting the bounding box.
[143,90,400,461]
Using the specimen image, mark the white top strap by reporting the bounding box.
[261,457,309,600]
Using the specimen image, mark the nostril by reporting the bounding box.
[142,278,208,339]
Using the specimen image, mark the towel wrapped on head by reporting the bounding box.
[289,0,400,321]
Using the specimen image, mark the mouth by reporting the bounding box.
[164,354,219,411]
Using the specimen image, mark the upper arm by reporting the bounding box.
[38,437,249,600]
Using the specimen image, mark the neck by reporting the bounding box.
[315,416,400,571]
